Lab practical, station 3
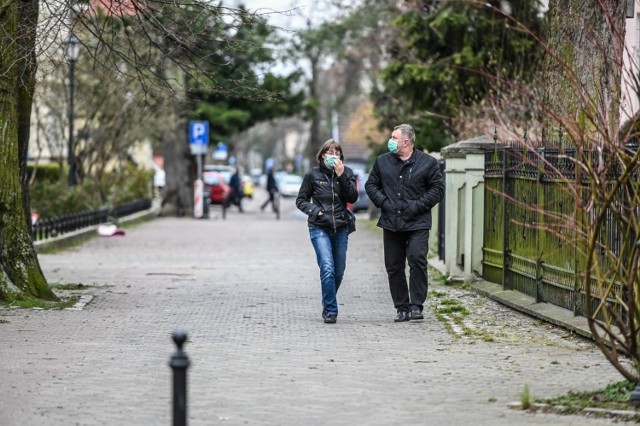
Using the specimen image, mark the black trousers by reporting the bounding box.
[261,190,278,212]
[383,229,430,312]
[225,190,243,212]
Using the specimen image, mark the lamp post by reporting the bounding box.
[67,34,80,188]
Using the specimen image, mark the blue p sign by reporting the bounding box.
[189,121,209,154]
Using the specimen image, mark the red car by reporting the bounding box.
[203,171,230,204]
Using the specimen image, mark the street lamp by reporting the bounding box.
[67,34,80,188]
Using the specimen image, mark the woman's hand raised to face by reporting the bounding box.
[333,158,344,176]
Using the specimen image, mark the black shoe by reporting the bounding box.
[324,315,337,324]
[394,311,410,322]
[410,308,424,320]
[322,311,327,320]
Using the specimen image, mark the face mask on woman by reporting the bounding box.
[324,155,338,168]
[387,139,399,154]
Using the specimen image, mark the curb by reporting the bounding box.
[64,295,94,311]
[507,402,640,421]
[428,257,593,340]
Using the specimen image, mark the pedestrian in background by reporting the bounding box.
[365,124,445,322]
[296,139,358,324]
[227,167,244,213]
[153,166,165,198]
[260,168,279,215]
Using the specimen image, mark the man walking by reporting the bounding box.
[365,124,445,322]
[228,168,244,213]
[260,168,279,217]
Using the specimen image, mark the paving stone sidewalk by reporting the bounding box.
[0,198,634,425]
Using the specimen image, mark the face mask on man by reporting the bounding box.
[387,139,399,154]
[324,155,338,168]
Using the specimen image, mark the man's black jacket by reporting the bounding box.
[365,149,444,231]
[296,165,358,231]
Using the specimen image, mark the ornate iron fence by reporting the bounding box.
[482,143,630,318]
[31,198,152,242]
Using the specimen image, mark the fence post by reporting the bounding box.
[502,146,510,290]
[535,147,544,303]
[169,330,190,426]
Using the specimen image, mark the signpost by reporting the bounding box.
[193,179,204,219]
[213,142,228,161]
[189,121,209,156]
[189,121,209,219]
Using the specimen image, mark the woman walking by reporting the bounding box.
[296,139,358,323]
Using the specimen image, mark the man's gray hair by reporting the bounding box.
[394,124,415,144]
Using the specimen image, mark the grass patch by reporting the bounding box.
[434,313,456,335]
[6,296,79,310]
[430,294,498,341]
[49,283,90,290]
[537,380,637,413]
[429,290,448,298]
[432,295,475,337]
[436,304,469,315]
[445,280,471,290]
[428,265,447,285]
[479,331,495,342]
[521,383,532,409]
[36,232,96,254]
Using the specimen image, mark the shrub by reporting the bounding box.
[27,163,64,183]
[30,166,153,218]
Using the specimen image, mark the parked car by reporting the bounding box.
[202,171,230,204]
[278,174,303,197]
[204,164,234,174]
[350,172,370,213]
[250,168,263,186]
[204,165,234,185]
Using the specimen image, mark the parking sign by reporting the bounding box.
[189,121,209,155]
[213,141,228,160]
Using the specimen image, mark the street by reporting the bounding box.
[0,194,632,425]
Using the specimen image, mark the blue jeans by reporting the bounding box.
[309,226,349,317]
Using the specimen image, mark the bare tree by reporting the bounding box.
[480,0,640,382]
[0,0,293,301]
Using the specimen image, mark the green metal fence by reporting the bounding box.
[482,143,626,316]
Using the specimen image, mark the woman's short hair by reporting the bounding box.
[315,139,344,163]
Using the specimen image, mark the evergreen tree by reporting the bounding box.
[372,0,546,151]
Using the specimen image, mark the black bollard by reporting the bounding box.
[169,330,190,426]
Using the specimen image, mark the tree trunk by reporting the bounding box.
[543,0,626,140]
[157,64,195,217]
[0,0,56,302]
[160,115,195,217]
[307,53,322,162]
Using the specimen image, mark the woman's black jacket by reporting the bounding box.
[296,165,358,231]
[365,149,444,231]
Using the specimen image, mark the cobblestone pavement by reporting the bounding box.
[0,197,634,425]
